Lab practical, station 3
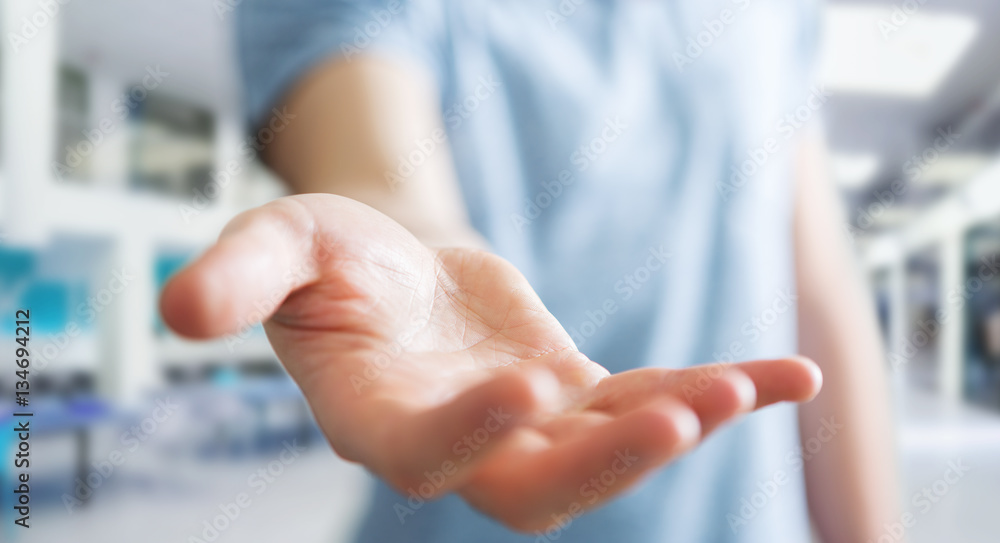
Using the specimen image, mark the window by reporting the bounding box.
[128,92,215,198]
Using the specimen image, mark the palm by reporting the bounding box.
[162,195,822,531]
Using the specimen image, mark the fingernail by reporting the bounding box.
[673,406,701,445]
[727,371,757,411]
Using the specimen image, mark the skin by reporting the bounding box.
[796,136,901,540]
[161,57,897,537]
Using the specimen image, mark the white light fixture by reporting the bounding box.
[913,153,992,186]
[830,152,881,188]
[819,5,978,98]
[963,159,1000,216]
[869,205,916,228]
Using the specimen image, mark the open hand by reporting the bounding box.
[160,194,822,531]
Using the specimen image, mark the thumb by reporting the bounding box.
[160,197,323,339]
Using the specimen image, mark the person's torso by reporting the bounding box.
[356,1,818,542]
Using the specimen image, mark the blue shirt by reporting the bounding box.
[238,1,822,541]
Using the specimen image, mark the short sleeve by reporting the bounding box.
[793,0,825,130]
[236,0,447,129]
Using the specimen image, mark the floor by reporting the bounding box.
[14,447,371,543]
[894,383,1000,543]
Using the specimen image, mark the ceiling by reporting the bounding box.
[59,0,239,116]
[824,0,1000,230]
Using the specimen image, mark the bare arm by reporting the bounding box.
[261,57,485,248]
[795,135,901,541]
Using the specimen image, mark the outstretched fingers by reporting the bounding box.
[587,357,823,436]
[460,398,701,532]
[373,369,563,497]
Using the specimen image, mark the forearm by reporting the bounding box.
[795,137,901,542]
[797,284,900,541]
[260,57,486,249]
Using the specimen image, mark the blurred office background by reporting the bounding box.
[0,0,998,542]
